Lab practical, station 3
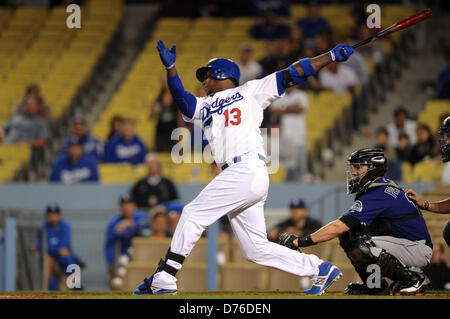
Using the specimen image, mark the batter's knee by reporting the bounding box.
[443,220,450,247]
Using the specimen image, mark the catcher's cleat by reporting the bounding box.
[304,262,342,295]
[344,279,390,295]
[133,274,178,295]
[278,232,299,250]
[399,274,431,295]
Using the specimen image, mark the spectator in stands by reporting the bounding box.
[249,9,291,41]
[107,115,125,142]
[375,127,395,158]
[30,203,84,290]
[350,4,368,40]
[13,83,51,120]
[395,133,413,162]
[267,198,322,242]
[105,193,149,284]
[270,86,309,181]
[130,153,179,209]
[103,118,147,165]
[378,145,402,182]
[356,25,385,65]
[258,40,286,77]
[296,1,330,40]
[49,137,99,184]
[409,123,439,165]
[235,43,263,85]
[424,243,450,290]
[61,116,103,161]
[289,25,304,59]
[386,107,417,148]
[164,201,184,237]
[1,96,49,172]
[437,51,450,99]
[318,61,359,96]
[252,0,290,17]
[150,77,183,152]
[150,209,171,238]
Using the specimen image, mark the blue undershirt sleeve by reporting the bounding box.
[166,73,197,119]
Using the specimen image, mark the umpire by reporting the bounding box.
[279,148,433,295]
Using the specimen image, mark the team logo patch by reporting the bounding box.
[350,200,363,213]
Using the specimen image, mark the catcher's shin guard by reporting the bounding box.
[377,250,418,286]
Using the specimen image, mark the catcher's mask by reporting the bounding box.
[439,115,450,162]
[346,148,388,194]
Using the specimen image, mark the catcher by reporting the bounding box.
[279,148,433,295]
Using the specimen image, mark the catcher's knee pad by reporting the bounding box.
[156,249,185,277]
[341,234,378,281]
[443,220,450,247]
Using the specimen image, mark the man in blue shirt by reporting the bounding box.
[50,137,99,184]
[61,116,103,161]
[103,118,147,165]
[32,203,83,290]
[105,193,150,285]
[249,10,291,41]
[296,2,330,39]
[279,148,433,295]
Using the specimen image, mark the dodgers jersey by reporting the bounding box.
[184,72,283,164]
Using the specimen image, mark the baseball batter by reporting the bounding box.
[134,40,355,295]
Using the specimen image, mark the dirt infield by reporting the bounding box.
[0,290,449,299]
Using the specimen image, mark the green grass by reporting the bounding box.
[1,290,449,299]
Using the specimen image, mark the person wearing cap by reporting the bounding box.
[267,198,322,242]
[61,116,104,161]
[103,118,147,165]
[50,136,99,184]
[104,193,150,285]
[30,203,83,290]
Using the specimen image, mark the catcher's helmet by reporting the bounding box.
[346,148,387,194]
[439,115,450,162]
[196,58,240,86]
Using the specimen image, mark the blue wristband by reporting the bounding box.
[299,58,315,77]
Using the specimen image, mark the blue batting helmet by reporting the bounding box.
[196,58,240,86]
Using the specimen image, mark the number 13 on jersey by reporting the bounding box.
[224,108,241,127]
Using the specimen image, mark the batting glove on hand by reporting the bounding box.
[278,233,299,250]
[329,44,354,62]
[156,40,176,69]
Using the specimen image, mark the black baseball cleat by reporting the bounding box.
[398,274,431,295]
[344,279,390,295]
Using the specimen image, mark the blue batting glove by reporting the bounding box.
[329,44,354,62]
[156,40,176,69]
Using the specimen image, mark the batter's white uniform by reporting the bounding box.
[153,72,323,289]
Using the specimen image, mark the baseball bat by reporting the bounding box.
[341,8,432,55]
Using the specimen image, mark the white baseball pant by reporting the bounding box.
[152,152,322,289]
